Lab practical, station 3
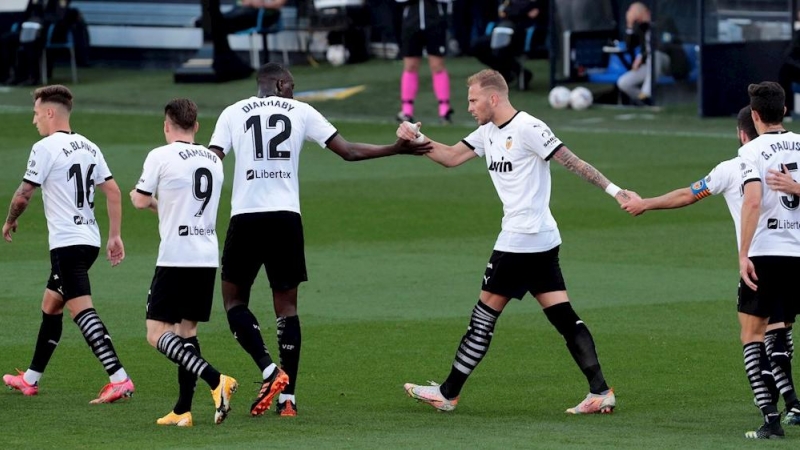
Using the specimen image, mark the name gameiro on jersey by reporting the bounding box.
[22,131,112,250]
[209,95,337,217]
[136,142,224,267]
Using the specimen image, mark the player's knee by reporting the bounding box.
[543,302,582,337]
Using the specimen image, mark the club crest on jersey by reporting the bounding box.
[505,136,513,150]
[692,181,703,190]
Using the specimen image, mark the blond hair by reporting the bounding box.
[466,70,508,96]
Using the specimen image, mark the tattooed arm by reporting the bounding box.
[3,181,38,242]
[551,146,639,204]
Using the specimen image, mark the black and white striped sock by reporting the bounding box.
[787,327,795,360]
[766,329,798,405]
[744,341,778,414]
[439,301,499,399]
[74,308,123,376]
[157,331,220,389]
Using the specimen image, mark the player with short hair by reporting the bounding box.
[131,98,237,427]
[2,84,134,404]
[395,0,453,124]
[737,81,800,439]
[208,62,431,417]
[397,69,636,414]
[622,106,800,427]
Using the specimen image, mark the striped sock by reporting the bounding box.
[174,336,200,415]
[787,327,794,360]
[766,329,798,405]
[439,301,499,399]
[157,331,220,389]
[744,341,778,415]
[74,308,123,376]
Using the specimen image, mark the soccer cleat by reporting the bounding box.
[396,111,414,124]
[250,368,289,416]
[440,109,454,125]
[3,369,38,396]
[89,378,134,404]
[276,399,297,417]
[211,374,238,425]
[156,411,193,427]
[745,415,785,439]
[566,389,616,414]
[403,381,458,412]
[784,405,800,425]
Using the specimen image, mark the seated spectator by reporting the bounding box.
[0,0,45,84]
[616,2,688,106]
[470,0,543,90]
[3,0,74,86]
[219,0,285,35]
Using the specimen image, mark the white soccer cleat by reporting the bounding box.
[403,381,458,412]
[566,389,616,414]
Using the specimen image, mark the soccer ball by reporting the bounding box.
[326,44,348,67]
[548,86,571,110]
[569,87,594,111]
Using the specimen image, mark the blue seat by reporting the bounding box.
[235,8,286,68]
[41,22,78,84]
[657,43,699,85]
[484,21,536,90]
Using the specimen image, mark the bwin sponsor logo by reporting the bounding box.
[488,158,513,173]
[73,216,96,225]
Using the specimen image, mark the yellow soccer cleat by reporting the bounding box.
[156,411,193,427]
[211,374,238,425]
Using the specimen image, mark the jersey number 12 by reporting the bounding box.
[245,114,291,160]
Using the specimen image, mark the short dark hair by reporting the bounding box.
[257,62,288,85]
[748,81,784,125]
[737,105,757,141]
[164,98,197,131]
[33,85,73,111]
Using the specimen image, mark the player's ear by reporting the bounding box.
[193,121,200,134]
[163,120,170,135]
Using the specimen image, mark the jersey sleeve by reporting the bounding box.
[520,121,564,160]
[22,143,53,186]
[462,127,485,157]
[135,151,160,196]
[209,107,234,155]
[93,148,113,184]
[304,106,338,147]
[737,146,761,186]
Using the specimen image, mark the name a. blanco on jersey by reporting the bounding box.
[62,140,96,157]
[177,225,216,236]
[246,169,292,180]
[241,99,296,114]
[179,148,218,162]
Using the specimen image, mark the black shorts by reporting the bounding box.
[481,246,567,300]
[738,256,800,323]
[47,245,99,301]
[146,266,216,324]
[221,211,307,291]
[400,1,447,57]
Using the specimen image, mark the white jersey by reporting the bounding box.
[135,142,224,267]
[691,157,744,249]
[209,96,337,217]
[22,131,112,250]
[463,111,564,252]
[738,131,800,257]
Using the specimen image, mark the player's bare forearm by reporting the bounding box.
[6,182,36,224]
[101,180,122,238]
[648,188,697,210]
[552,146,613,191]
[739,183,762,258]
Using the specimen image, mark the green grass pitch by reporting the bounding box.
[0,58,798,448]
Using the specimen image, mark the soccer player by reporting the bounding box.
[621,106,800,427]
[397,69,636,414]
[2,85,134,403]
[737,81,800,439]
[130,99,237,427]
[208,62,431,417]
[395,0,453,124]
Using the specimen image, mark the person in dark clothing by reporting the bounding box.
[470,0,543,90]
[219,0,285,35]
[779,30,800,115]
[0,0,45,83]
